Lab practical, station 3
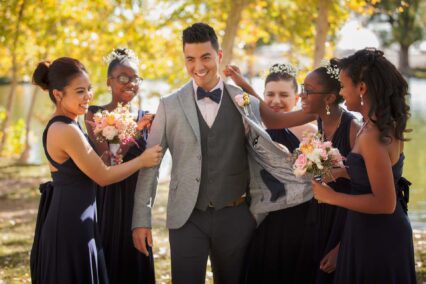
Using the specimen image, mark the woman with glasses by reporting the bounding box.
[298,60,360,284]
[85,48,155,284]
[226,60,360,284]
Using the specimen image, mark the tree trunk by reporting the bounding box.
[0,0,27,155]
[313,0,329,68]
[399,44,410,76]
[219,0,249,73]
[18,86,39,164]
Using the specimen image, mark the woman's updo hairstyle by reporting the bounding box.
[32,57,87,103]
[313,59,343,105]
[265,63,298,93]
[104,48,139,76]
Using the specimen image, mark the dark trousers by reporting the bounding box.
[169,203,256,284]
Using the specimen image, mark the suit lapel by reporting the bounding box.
[224,83,243,114]
[177,81,201,141]
[224,83,262,124]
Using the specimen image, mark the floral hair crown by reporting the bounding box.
[268,63,298,77]
[103,48,139,66]
[320,59,339,80]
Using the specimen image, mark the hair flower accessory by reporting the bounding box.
[269,63,298,77]
[103,48,139,66]
[235,93,251,115]
[320,59,340,80]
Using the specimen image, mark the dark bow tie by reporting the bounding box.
[196,87,222,104]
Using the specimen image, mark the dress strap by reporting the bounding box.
[42,116,77,168]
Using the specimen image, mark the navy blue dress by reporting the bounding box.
[31,115,108,284]
[334,153,416,283]
[314,111,355,284]
[245,128,316,284]
[88,106,155,284]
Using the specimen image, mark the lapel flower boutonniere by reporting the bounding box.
[235,93,250,115]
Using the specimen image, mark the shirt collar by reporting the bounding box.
[192,78,224,98]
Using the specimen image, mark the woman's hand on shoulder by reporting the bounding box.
[137,113,155,131]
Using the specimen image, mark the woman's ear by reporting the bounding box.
[52,89,63,103]
[359,81,367,97]
[324,93,337,105]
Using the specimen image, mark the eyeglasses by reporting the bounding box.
[110,74,143,85]
[300,84,331,96]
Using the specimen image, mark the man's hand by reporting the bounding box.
[132,227,153,256]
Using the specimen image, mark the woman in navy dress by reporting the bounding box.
[227,63,318,283]
[30,57,162,284]
[227,61,360,283]
[300,61,360,284]
[312,48,416,283]
[85,48,155,284]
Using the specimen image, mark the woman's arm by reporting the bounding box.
[224,64,316,129]
[312,130,397,214]
[48,122,162,187]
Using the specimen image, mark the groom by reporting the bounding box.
[132,23,258,284]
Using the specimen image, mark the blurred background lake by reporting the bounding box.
[1,77,425,231]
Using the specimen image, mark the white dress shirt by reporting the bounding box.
[192,79,224,128]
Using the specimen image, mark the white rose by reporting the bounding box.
[102,125,118,141]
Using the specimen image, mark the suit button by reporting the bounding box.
[196,177,200,182]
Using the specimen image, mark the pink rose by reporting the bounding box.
[235,94,245,107]
[295,154,308,169]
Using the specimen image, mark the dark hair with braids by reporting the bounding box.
[182,22,219,51]
[312,59,343,105]
[265,64,298,93]
[337,48,411,144]
[106,48,139,76]
[33,57,87,104]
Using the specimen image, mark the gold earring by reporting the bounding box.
[326,104,330,115]
[360,95,364,106]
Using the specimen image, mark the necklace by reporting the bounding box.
[356,118,370,138]
[322,108,344,141]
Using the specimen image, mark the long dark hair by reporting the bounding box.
[338,48,411,143]
[32,57,87,103]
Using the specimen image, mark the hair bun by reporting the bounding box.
[32,61,51,90]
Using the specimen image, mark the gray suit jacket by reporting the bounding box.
[132,81,311,229]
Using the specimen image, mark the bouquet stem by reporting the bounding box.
[109,143,120,166]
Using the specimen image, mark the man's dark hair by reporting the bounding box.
[182,23,219,51]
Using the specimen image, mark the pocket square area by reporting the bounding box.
[260,169,286,202]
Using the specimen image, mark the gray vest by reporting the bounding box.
[195,88,249,210]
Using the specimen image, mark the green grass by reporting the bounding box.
[0,163,424,283]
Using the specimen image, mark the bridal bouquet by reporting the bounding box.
[293,132,344,180]
[88,103,138,164]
